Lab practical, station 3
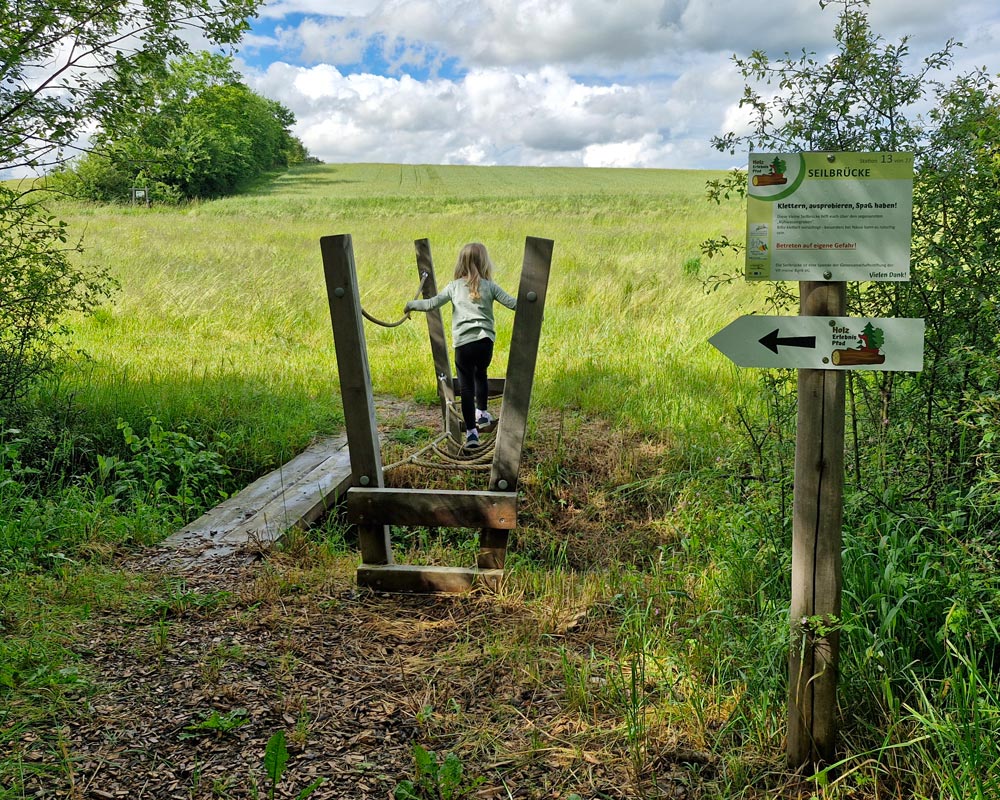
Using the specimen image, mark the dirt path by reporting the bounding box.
[13,404,709,799]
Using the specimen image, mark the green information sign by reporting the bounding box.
[746,152,914,282]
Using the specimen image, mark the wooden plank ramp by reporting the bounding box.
[156,435,352,569]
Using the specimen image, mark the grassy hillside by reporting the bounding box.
[5,165,988,799]
[57,162,763,467]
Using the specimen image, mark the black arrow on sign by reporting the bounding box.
[759,328,816,354]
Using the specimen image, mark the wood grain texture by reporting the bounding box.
[346,487,517,529]
[787,280,846,771]
[415,238,463,441]
[357,564,505,594]
[159,436,353,567]
[490,236,553,491]
[321,233,392,565]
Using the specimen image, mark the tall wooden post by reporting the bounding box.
[414,238,462,442]
[320,234,393,565]
[787,280,846,769]
[480,236,553,570]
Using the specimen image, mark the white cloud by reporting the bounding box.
[239,0,1000,169]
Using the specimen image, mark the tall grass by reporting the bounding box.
[5,164,993,797]
[55,163,761,464]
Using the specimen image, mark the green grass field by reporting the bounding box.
[59,162,763,467]
[4,164,988,799]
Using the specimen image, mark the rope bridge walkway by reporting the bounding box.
[157,233,553,595]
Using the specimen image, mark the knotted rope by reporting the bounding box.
[361,272,429,328]
[383,430,496,473]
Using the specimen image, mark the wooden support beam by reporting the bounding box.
[357,564,505,594]
[346,488,517,529]
[320,234,393,566]
[477,529,509,570]
[490,236,553,492]
[451,376,505,397]
[788,280,846,771]
[415,239,463,441]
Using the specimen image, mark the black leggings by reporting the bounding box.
[454,337,494,430]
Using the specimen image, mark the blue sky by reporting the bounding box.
[235,0,1000,170]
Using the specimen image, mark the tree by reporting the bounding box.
[703,0,1000,502]
[0,0,263,406]
[1,0,260,174]
[53,53,307,201]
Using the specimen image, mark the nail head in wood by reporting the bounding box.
[526,291,537,302]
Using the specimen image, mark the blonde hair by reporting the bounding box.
[454,242,493,301]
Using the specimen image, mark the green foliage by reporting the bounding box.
[99,417,231,519]
[906,638,1000,799]
[263,731,289,798]
[1,0,260,411]
[394,744,480,800]
[0,1,260,175]
[705,0,1000,506]
[0,188,116,405]
[51,53,307,202]
[180,708,249,739]
[0,415,231,571]
[261,731,323,800]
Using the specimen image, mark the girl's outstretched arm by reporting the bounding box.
[492,283,517,311]
[405,284,453,313]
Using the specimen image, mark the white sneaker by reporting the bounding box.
[465,429,480,448]
[476,409,493,427]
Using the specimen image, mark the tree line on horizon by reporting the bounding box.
[48,52,311,204]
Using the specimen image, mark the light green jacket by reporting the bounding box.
[409,279,516,348]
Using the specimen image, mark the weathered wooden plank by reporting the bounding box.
[477,529,509,570]
[162,436,349,549]
[346,487,517,529]
[415,239,462,440]
[321,234,392,565]
[788,280,846,771]
[221,448,354,544]
[451,376,505,398]
[490,236,553,491]
[357,564,505,594]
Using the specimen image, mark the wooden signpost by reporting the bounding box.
[712,152,919,772]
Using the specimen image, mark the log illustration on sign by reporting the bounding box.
[832,322,886,365]
[751,155,788,186]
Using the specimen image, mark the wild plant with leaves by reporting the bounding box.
[704,0,1000,505]
[0,0,262,410]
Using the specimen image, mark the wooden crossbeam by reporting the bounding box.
[346,487,517,529]
[452,376,505,397]
[357,564,505,593]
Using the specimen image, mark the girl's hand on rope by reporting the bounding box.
[404,301,417,314]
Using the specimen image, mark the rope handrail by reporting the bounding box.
[361,271,429,328]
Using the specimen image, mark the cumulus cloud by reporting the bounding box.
[238,0,1000,169]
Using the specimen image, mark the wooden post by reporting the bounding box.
[414,238,463,442]
[481,236,553,570]
[787,280,846,770]
[320,234,393,566]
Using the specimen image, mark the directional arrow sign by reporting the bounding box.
[710,315,924,371]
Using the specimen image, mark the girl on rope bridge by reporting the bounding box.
[405,242,516,449]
